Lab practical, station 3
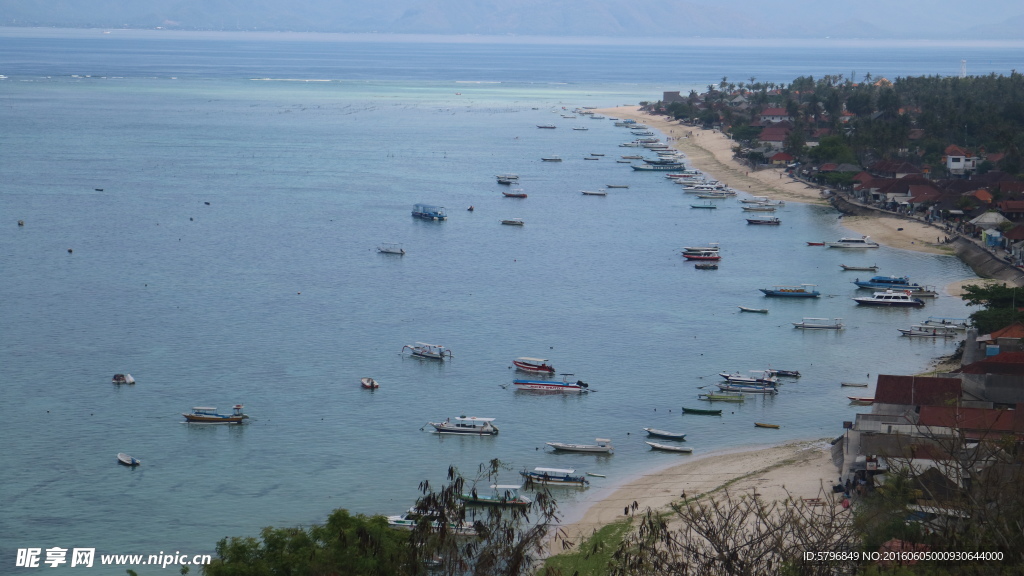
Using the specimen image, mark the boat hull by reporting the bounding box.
[183,414,248,424]
[514,380,587,393]
[760,289,819,298]
[117,453,140,466]
[681,407,723,415]
[646,442,693,453]
[546,442,613,454]
[643,428,687,440]
[520,470,589,486]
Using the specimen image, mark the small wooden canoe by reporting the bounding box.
[754,422,780,429]
[806,242,825,246]
[361,377,379,389]
[643,428,687,441]
[117,453,141,466]
[841,382,869,387]
[840,264,878,271]
[738,306,769,313]
[586,472,606,478]
[682,406,722,416]
[848,396,875,405]
[646,441,693,453]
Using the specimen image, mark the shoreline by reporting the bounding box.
[552,439,838,554]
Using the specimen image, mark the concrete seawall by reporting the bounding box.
[830,195,1024,287]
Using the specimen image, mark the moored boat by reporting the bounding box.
[792,317,844,330]
[848,396,875,405]
[117,452,141,466]
[501,218,525,226]
[683,250,721,261]
[694,262,718,270]
[921,317,970,330]
[827,236,880,249]
[581,190,608,196]
[767,369,801,378]
[738,306,769,313]
[401,342,453,360]
[112,373,135,385]
[747,217,781,225]
[898,325,959,338]
[427,416,499,435]
[513,373,589,393]
[183,405,249,424]
[853,275,921,290]
[754,422,780,429]
[852,290,925,307]
[360,377,379,389]
[632,163,683,171]
[643,428,687,441]
[719,370,778,385]
[520,467,589,487]
[690,203,717,209]
[537,124,556,129]
[546,438,613,453]
[502,190,528,198]
[458,484,531,508]
[698,392,745,402]
[541,156,562,162]
[681,406,723,415]
[840,264,878,271]
[513,357,555,374]
[377,242,405,255]
[717,383,778,394]
[386,509,477,535]
[760,284,820,298]
[646,441,693,453]
[806,241,825,246]
[412,203,447,221]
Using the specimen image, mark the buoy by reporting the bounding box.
[67,248,73,254]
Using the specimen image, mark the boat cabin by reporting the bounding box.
[412,204,447,221]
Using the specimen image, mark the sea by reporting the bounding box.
[2,30,1022,570]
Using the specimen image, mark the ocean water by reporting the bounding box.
[1,33,1018,568]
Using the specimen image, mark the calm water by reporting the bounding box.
[1,33,1014,568]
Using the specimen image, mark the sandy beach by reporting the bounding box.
[554,440,838,553]
[592,106,950,255]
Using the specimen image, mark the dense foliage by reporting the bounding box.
[959,283,1024,334]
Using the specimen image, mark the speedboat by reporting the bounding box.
[520,467,589,487]
[760,284,820,298]
[898,325,959,338]
[546,438,613,454]
[183,405,249,424]
[401,342,453,360]
[853,275,921,290]
[853,290,925,307]
[513,357,555,374]
[826,236,879,248]
[427,416,498,435]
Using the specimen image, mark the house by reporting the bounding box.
[770,152,795,165]
[944,145,977,176]
[758,107,792,124]
[662,91,685,104]
[997,201,1024,222]
[757,122,792,150]
[869,160,923,179]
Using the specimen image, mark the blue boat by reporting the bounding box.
[513,373,589,393]
[853,275,922,290]
[412,203,447,221]
[759,284,820,298]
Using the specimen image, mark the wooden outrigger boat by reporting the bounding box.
[840,264,878,271]
[501,218,525,226]
[183,405,249,424]
[581,190,608,196]
[681,406,723,415]
[401,342,453,360]
[520,467,589,487]
[502,190,528,198]
[643,428,687,441]
[698,392,745,402]
[458,484,532,508]
[754,422,780,429]
[646,442,693,453]
[841,382,869,387]
[546,438,613,454]
[513,373,589,393]
[513,357,555,374]
[387,509,477,535]
[738,306,768,313]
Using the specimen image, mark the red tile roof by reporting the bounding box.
[874,375,961,406]
[760,107,790,117]
[771,152,795,161]
[918,405,1024,435]
[945,145,972,157]
[958,350,1024,375]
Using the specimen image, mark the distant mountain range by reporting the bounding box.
[1,0,1021,40]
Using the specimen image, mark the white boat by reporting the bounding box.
[645,442,693,454]
[572,126,589,131]
[495,173,519,181]
[401,342,453,360]
[792,317,844,330]
[716,382,778,394]
[501,218,525,226]
[738,306,769,313]
[513,357,555,374]
[387,509,477,535]
[921,317,969,330]
[377,242,405,255]
[427,416,499,435]
[852,290,925,307]
[117,452,141,466]
[898,325,959,338]
[827,236,880,249]
[719,370,778,385]
[520,467,589,486]
[546,438,613,454]
[360,377,379,389]
[458,484,531,507]
[514,373,589,393]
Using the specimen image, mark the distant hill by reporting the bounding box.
[1,0,1021,40]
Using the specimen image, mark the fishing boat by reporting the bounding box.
[738,306,769,313]
[583,156,599,160]
[412,203,447,221]
[741,196,770,204]
[501,218,525,226]
[694,263,718,270]
[502,190,527,198]
[841,382,869,387]
[360,377,379,389]
[458,485,531,508]
[581,190,608,196]
[427,416,499,435]
[754,422,780,429]
[898,325,959,338]
[793,317,844,330]
[117,453,141,466]
[497,177,515,185]
[643,428,687,441]
[112,373,135,385]
[760,284,820,298]
[681,404,724,416]
[747,217,781,225]
[377,242,405,255]
[921,317,970,330]
[720,370,778,385]
[683,251,721,261]
[906,286,940,298]
[852,290,925,307]
[853,275,922,290]
[513,357,555,374]
[717,383,778,394]
[826,236,880,249]
[537,124,556,129]
[520,467,589,487]
[495,173,519,181]
[513,374,589,393]
[572,126,589,131]
[401,342,453,360]
[632,163,683,171]
[767,369,801,378]
[806,241,825,246]
[183,405,249,424]
[606,184,629,188]
[682,243,719,253]
[546,438,613,454]
[387,509,477,535]
[741,205,776,212]
[698,392,745,402]
[646,442,693,453]
[690,203,717,209]
[848,396,875,405]
[541,156,562,162]
[840,264,878,271]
